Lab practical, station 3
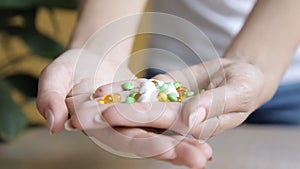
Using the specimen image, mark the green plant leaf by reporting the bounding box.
[41,0,77,10]
[22,8,38,30]
[0,0,77,9]
[0,0,40,9]
[5,26,64,58]
[5,74,38,98]
[0,79,28,142]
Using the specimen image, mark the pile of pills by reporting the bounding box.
[97,79,206,104]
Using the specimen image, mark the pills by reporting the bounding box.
[97,79,206,104]
[98,94,113,104]
[134,92,142,100]
[199,89,206,94]
[160,83,169,92]
[177,86,188,98]
[126,96,136,103]
[157,92,168,102]
[122,82,134,91]
[167,94,178,102]
[151,80,159,86]
[173,82,182,89]
[112,93,121,102]
[187,91,195,97]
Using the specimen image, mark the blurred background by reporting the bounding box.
[0,1,299,169]
[0,0,76,142]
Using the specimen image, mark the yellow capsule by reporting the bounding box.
[151,80,159,86]
[102,94,113,104]
[112,93,121,102]
[177,87,188,92]
[157,92,168,102]
[177,87,189,98]
[98,100,105,104]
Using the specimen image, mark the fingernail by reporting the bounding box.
[168,151,177,160]
[90,93,95,100]
[45,110,54,135]
[188,107,206,129]
[94,114,106,123]
[165,150,177,160]
[64,120,79,132]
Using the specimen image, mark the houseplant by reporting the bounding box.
[0,0,76,141]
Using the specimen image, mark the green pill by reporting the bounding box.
[187,91,195,97]
[126,97,136,103]
[160,83,169,92]
[129,92,138,98]
[167,94,178,102]
[122,82,134,91]
[173,82,182,89]
[199,89,206,94]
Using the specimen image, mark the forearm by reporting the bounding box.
[68,0,148,49]
[224,0,300,88]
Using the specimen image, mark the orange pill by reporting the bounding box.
[134,93,142,100]
[177,87,189,98]
[177,87,188,92]
[101,94,113,104]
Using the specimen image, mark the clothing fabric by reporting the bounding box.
[149,0,300,85]
[147,0,300,125]
[246,83,300,125]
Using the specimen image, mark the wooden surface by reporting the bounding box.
[1,125,299,169]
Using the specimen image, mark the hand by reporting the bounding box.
[37,49,213,169]
[36,49,134,133]
[64,79,212,169]
[93,58,268,140]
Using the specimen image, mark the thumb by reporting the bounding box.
[181,73,264,139]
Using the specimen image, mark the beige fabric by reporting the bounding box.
[0,125,299,169]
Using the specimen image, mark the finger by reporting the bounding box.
[210,111,249,136]
[86,127,178,158]
[189,111,250,141]
[101,102,188,134]
[93,78,147,98]
[87,127,211,168]
[209,62,265,114]
[165,135,212,169]
[65,93,112,130]
[181,138,213,159]
[182,70,263,134]
[153,62,217,91]
[36,50,79,133]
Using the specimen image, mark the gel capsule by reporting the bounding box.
[157,92,168,102]
[122,82,134,91]
[199,89,206,94]
[126,97,136,103]
[173,81,182,89]
[112,93,121,102]
[98,94,113,104]
[167,94,178,102]
[177,87,188,98]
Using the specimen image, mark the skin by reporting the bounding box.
[37,0,212,168]
[37,0,300,168]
